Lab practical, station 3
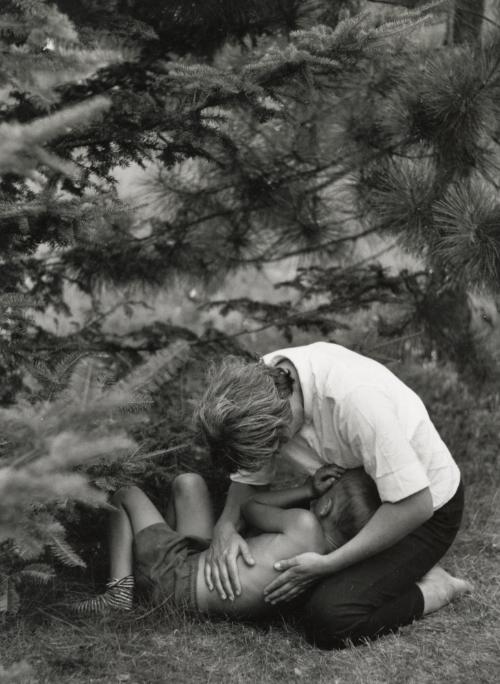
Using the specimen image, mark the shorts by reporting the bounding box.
[133,522,210,611]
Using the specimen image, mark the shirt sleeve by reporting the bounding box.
[340,387,430,503]
[229,460,276,487]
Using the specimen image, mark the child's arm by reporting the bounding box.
[248,463,346,510]
[248,482,313,510]
[242,498,314,535]
[242,499,289,534]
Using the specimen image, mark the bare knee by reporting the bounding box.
[172,473,207,500]
[111,485,144,507]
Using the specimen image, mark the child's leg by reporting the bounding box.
[70,486,165,615]
[109,476,213,571]
[109,485,166,579]
[170,473,215,538]
[70,477,213,616]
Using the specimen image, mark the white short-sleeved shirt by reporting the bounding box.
[230,342,460,510]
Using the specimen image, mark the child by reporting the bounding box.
[71,468,383,618]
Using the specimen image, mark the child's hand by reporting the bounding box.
[311,464,346,497]
[263,552,328,604]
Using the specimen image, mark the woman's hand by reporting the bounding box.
[263,552,328,604]
[310,463,346,497]
[204,522,255,601]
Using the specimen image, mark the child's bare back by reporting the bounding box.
[196,510,326,617]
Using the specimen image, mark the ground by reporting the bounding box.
[1,449,498,684]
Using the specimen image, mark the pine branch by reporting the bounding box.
[0,96,110,179]
[2,46,133,107]
[12,531,46,561]
[434,180,500,288]
[48,533,85,568]
[107,340,191,398]
[205,264,409,341]
[17,562,55,585]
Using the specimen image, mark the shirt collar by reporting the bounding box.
[262,346,313,423]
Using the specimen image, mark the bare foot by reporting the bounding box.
[418,565,473,615]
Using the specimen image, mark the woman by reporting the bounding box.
[196,342,471,648]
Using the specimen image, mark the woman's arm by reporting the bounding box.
[321,486,433,572]
[216,481,257,532]
[264,487,433,603]
[205,481,258,601]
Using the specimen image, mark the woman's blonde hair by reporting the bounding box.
[195,356,293,474]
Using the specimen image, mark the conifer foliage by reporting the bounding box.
[0,3,195,614]
[0,336,191,615]
[0,1,124,177]
[2,1,499,351]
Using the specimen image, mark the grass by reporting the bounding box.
[1,441,499,684]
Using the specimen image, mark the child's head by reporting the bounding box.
[310,468,381,551]
[195,356,294,474]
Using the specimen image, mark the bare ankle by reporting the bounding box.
[418,566,472,615]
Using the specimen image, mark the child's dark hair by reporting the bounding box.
[314,468,381,550]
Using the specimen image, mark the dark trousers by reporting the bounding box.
[300,480,464,649]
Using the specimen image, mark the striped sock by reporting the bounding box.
[105,576,134,610]
[71,575,134,616]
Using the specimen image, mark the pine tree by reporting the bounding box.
[0,336,192,615]
[0,0,195,615]
[2,1,499,375]
[2,1,500,360]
